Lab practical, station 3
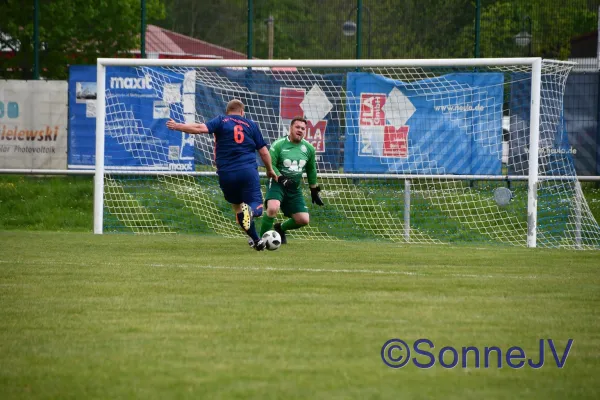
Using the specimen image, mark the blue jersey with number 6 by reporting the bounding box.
[205,115,267,173]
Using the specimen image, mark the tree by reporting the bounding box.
[149,0,600,61]
[0,0,165,80]
[454,0,598,59]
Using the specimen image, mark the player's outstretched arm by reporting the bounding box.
[258,146,277,180]
[166,119,209,134]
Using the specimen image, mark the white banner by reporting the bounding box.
[0,80,68,169]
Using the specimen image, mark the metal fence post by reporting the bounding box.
[474,0,481,58]
[33,0,40,79]
[141,0,146,58]
[247,0,254,59]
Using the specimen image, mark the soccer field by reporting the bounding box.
[1,231,599,399]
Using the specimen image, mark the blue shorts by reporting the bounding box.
[218,168,263,206]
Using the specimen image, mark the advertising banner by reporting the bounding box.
[0,80,67,169]
[213,68,343,171]
[344,72,504,175]
[68,65,194,170]
[508,73,576,176]
[563,72,599,176]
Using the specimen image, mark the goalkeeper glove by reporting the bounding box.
[278,176,295,189]
[310,186,324,206]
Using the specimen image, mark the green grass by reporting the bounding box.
[1,175,600,245]
[1,231,599,399]
[0,176,92,231]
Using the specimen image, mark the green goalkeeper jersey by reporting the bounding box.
[270,137,318,188]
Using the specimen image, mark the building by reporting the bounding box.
[0,25,248,63]
[136,25,248,59]
[569,30,599,71]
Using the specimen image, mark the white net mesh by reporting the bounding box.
[98,60,600,249]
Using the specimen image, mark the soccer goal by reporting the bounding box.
[94,58,600,249]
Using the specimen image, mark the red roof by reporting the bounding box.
[136,25,248,59]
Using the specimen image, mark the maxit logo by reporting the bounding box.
[110,75,153,90]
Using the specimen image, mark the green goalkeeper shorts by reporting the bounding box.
[264,179,309,217]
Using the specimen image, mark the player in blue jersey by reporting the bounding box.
[166,99,277,251]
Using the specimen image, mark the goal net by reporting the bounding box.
[94,58,600,250]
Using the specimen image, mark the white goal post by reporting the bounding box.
[94,57,600,249]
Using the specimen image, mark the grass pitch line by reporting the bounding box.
[0,259,540,280]
[152,263,420,276]
[147,262,540,280]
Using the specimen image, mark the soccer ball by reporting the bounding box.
[262,230,282,251]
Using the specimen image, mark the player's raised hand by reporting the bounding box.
[166,119,178,130]
[310,186,324,206]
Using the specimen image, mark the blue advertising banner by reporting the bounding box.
[507,73,575,176]
[205,68,343,171]
[344,72,504,175]
[68,65,194,170]
[69,66,343,172]
[563,72,599,177]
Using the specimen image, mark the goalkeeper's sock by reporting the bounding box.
[281,218,303,231]
[260,215,275,237]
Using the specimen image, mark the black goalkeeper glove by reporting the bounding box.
[278,176,295,189]
[310,186,324,206]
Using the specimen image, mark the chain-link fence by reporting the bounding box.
[154,0,600,67]
[2,0,599,80]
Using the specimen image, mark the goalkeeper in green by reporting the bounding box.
[259,117,324,244]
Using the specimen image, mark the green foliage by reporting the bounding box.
[153,0,600,60]
[0,0,165,79]
[456,0,598,59]
[2,0,600,78]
